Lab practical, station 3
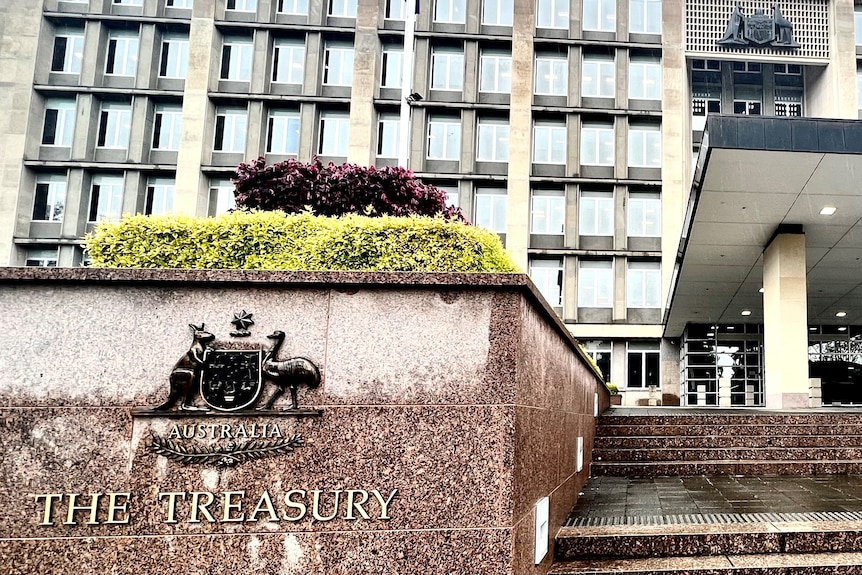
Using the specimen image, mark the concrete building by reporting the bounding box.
[0,0,860,407]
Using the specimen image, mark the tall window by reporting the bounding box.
[856,4,862,45]
[226,0,257,11]
[629,55,661,100]
[533,120,566,164]
[580,122,614,166]
[319,111,350,156]
[628,123,661,168]
[278,0,308,14]
[214,106,247,152]
[323,41,354,86]
[166,0,194,7]
[152,104,183,151]
[272,38,305,84]
[88,174,124,222]
[536,0,567,28]
[105,29,139,76]
[628,341,660,388]
[627,261,661,308]
[427,115,461,160]
[329,0,357,17]
[531,190,565,234]
[210,178,236,215]
[582,53,615,98]
[42,98,76,147]
[627,191,661,237]
[475,188,507,233]
[630,0,661,34]
[437,184,459,207]
[430,46,464,90]
[159,34,189,79]
[583,340,611,383]
[583,0,615,31]
[51,27,84,74]
[114,0,143,6]
[377,113,400,159]
[482,0,513,26]
[220,36,253,81]
[33,173,67,222]
[97,101,132,149]
[535,53,567,96]
[530,258,564,308]
[381,44,403,88]
[267,109,301,154]
[385,0,405,20]
[579,190,613,236]
[578,260,613,307]
[146,177,175,215]
[476,117,509,162]
[479,50,512,93]
[434,0,466,23]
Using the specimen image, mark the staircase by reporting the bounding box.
[550,409,862,574]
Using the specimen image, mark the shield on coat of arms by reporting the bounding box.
[200,350,263,411]
[745,13,776,45]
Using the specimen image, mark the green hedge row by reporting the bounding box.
[85,211,519,272]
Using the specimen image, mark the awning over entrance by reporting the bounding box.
[665,116,862,338]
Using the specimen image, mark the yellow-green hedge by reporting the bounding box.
[85,211,519,272]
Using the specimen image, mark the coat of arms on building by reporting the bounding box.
[717,4,799,49]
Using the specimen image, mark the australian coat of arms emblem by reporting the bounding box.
[716,4,799,49]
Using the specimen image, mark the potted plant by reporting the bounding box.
[607,383,622,406]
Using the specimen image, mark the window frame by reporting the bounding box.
[267,109,301,155]
[629,55,661,100]
[579,190,614,236]
[474,188,507,233]
[105,29,140,77]
[530,190,565,235]
[377,113,401,159]
[272,37,306,85]
[220,36,254,82]
[534,54,568,96]
[96,101,132,149]
[88,174,125,222]
[577,259,613,308]
[582,0,616,32]
[328,0,358,17]
[145,177,175,216]
[51,28,85,74]
[427,115,462,161]
[278,0,309,14]
[476,118,510,162]
[381,44,403,88]
[626,260,661,308]
[434,0,466,23]
[152,103,183,151]
[213,106,248,153]
[42,98,77,147]
[318,111,350,156]
[430,46,464,91]
[582,53,615,98]
[226,0,257,12]
[627,341,661,389]
[629,0,661,35]
[32,173,67,222]
[479,50,512,93]
[580,122,615,166]
[536,0,568,29]
[532,120,566,164]
[628,123,662,168]
[627,191,661,237]
[481,0,513,26]
[529,258,564,308]
[322,41,355,86]
[159,34,189,79]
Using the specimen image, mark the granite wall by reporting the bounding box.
[0,269,608,575]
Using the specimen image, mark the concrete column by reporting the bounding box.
[763,231,810,409]
[807,0,857,119]
[347,0,380,165]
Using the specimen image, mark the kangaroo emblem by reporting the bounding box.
[154,323,215,411]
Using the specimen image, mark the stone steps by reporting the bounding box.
[596,424,862,437]
[597,435,862,448]
[591,459,862,476]
[594,447,862,462]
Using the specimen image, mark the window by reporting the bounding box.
[323,41,354,86]
[427,115,461,160]
[42,98,76,147]
[856,4,862,45]
[105,29,139,76]
[437,184,459,207]
[114,0,143,5]
[580,122,614,166]
[226,0,257,11]
[159,34,189,79]
[482,0,513,26]
[152,104,183,151]
[51,27,84,74]
[531,190,564,234]
[858,68,862,110]
[530,258,564,308]
[627,261,660,308]
[578,260,613,307]
[579,190,613,236]
[629,55,661,100]
[146,177,175,215]
[88,174,124,222]
[329,0,357,17]
[214,106,247,152]
[434,0,466,23]
[33,173,67,222]
[430,46,464,90]
[536,0,567,28]
[221,36,253,81]
[97,101,132,149]
[278,0,308,14]
[272,38,305,84]
[630,0,661,34]
[210,179,236,214]
[692,87,721,131]
[627,191,661,237]
[476,117,509,162]
[582,340,611,383]
[583,0,615,31]
[627,341,660,388]
[267,109,300,154]
[377,113,400,158]
[535,54,567,96]
[628,123,661,168]
[166,0,194,7]
[25,249,59,267]
[479,50,512,93]
[319,111,350,156]
[385,0,405,20]
[474,188,507,233]
[533,121,566,164]
[381,44,403,88]
[582,53,614,98]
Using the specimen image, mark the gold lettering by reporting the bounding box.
[282,489,307,522]
[105,492,132,524]
[221,491,246,522]
[158,492,187,524]
[371,489,398,520]
[234,424,248,439]
[249,490,279,522]
[269,424,283,438]
[189,492,216,523]
[64,493,102,525]
[344,490,370,520]
[197,424,207,439]
[33,493,63,526]
[220,424,231,439]
[311,490,341,521]
[168,425,181,439]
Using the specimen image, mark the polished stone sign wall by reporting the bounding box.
[0,269,608,574]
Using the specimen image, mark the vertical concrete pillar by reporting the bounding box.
[763,231,810,409]
[807,0,857,119]
[347,0,379,165]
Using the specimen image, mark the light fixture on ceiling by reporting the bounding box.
[810,327,817,331]
[839,326,848,332]
[758,288,765,293]
[741,310,752,316]
[820,206,837,216]
[836,311,847,318]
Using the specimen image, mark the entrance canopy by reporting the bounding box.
[665,116,862,338]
